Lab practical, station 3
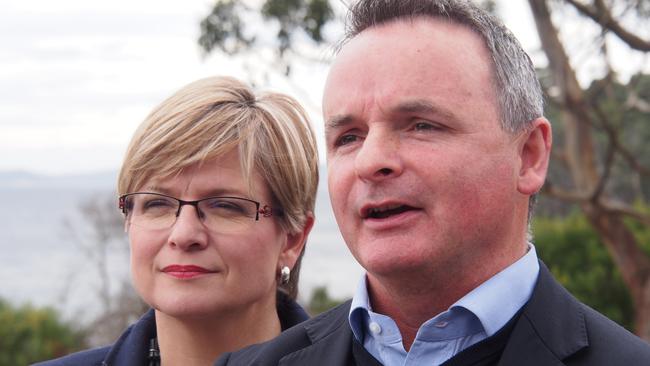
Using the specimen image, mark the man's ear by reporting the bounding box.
[279,213,315,269]
[517,117,552,195]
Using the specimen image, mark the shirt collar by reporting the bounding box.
[349,275,372,342]
[453,244,539,336]
[348,243,540,341]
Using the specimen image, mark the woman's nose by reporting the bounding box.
[167,205,209,251]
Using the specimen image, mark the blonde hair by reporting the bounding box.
[117,76,319,298]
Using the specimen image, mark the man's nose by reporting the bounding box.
[167,205,209,251]
[354,127,403,182]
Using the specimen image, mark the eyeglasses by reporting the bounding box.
[118,192,283,233]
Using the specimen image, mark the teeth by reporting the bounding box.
[369,204,402,214]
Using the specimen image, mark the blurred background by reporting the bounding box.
[1,0,649,364]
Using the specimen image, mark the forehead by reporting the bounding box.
[323,17,497,127]
[141,150,268,200]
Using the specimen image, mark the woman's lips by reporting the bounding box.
[162,265,216,279]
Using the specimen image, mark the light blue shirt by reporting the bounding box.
[348,244,540,366]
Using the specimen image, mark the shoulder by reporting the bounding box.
[217,301,352,366]
[32,346,109,366]
[573,303,650,364]
[527,263,650,364]
[33,309,156,366]
[276,291,309,330]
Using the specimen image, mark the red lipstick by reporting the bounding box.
[162,265,215,279]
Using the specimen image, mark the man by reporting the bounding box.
[217,0,650,365]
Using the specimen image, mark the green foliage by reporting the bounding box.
[261,0,334,54]
[198,1,254,55]
[533,213,635,330]
[0,298,86,365]
[307,286,346,315]
[200,0,333,57]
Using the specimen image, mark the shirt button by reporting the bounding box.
[369,322,382,335]
[434,321,449,328]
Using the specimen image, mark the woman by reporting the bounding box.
[37,76,318,365]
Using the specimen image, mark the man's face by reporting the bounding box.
[323,18,530,283]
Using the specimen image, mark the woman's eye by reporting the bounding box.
[215,202,242,211]
[144,199,173,208]
[207,200,246,214]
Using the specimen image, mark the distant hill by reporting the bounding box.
[0,170,117,189]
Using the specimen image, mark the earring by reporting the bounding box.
[280,266,291,285]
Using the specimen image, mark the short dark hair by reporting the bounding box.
[343,0,543,133]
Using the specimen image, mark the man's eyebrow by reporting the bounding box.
[325,114,355,132]
[394,99,459,123]
[325,100,460,132]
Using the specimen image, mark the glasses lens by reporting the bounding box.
[199,197,258,233]
[123,194,262,233]
[125,193,178,230]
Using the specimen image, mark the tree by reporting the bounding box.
[199,0,335,60]
[63,193,147,346]
[0,298,86,365]
[199,0,650,340]
[527,0,650,339]
[534,212,640,330]
[307,286,346,315]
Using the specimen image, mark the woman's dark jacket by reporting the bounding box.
[33,292,309,366]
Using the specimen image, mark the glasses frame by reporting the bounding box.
[118,192,283,224]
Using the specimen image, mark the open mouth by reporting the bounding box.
[365,204,417,219]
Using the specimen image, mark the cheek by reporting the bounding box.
[128,230,159,263]
[327,159,354,214]
[445,155,518,224]
[224,231,283,279]
[128,230,160,288]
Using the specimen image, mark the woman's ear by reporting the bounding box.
[517,117,552,195]
[279,212,315,269]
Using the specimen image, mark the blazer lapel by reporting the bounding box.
[499,262,588,366]
[279,301,357,366]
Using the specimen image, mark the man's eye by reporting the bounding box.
[335,134,359,147]
[413,122,441,131]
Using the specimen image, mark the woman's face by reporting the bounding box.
[128,149,305,318]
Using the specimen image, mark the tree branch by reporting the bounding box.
[590,100,650,177]
[564,0,650,52]
[591,137,615,201]
[625,91,650,113]
[550,147,570,167]
[541,180,591,203]
[600,199,650,227]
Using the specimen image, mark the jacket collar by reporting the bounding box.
[102,308,157,366]
[102,293,308,365]
[280,261,590,366]
[499,261,588,366]
[278,301,355,366]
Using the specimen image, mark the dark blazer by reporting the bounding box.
[34,292,309,366]
[216,262,650,365]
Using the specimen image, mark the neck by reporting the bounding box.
[367,240,528,351]
[155,299,281,366]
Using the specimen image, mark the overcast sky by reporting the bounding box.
[0,0,332,175]
[1,0,646,175]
